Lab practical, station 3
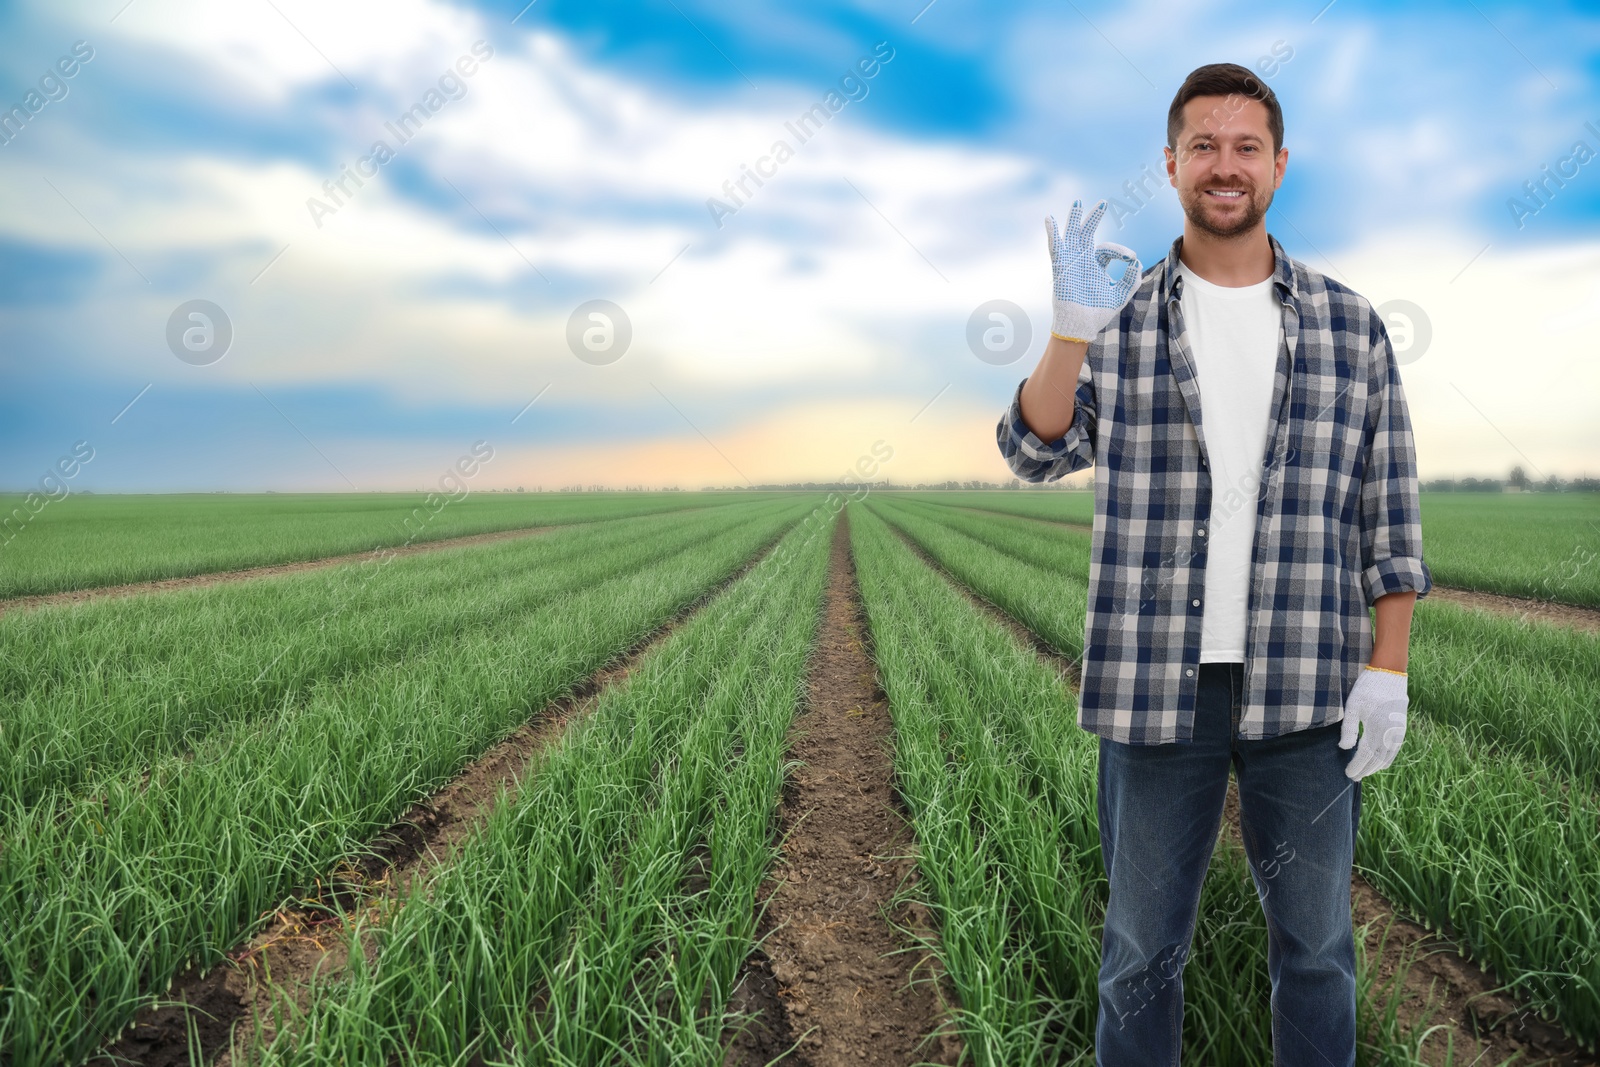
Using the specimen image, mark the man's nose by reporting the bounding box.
[1207,166,1247,183]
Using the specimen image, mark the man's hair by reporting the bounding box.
[1166,62,1283,157]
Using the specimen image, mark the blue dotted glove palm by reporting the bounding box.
[1047,199,1142,343]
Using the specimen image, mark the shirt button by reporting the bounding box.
[1191,598,1201,607]
[1185,668,1195,677]
[1197,528,1206,537]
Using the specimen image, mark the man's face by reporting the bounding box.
[1165,95,1286,239]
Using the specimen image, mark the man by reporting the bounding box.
[995,62,1431,1065]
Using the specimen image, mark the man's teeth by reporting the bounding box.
[1207,190,1244,198]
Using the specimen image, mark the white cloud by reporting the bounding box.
[91,0,481,103]
[5,0,1597,484]
[1334,229,1600,478]
[4,5,1084,401]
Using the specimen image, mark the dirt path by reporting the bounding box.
[878,514,1598,1067]
[937,503,1600,635]
[0,524,558,618]
[1423,585,1600,635]
[724,509,962,1067]
[88,524,796,1067]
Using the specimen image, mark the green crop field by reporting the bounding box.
[8,6,1594,1063]
[250,495,833,1065]
[1415,493,1600,606]
[865,492,1600,1052]
[0,491,738,598]
[2,489,1593,1065]
[0,496,814,1064]
[908,487,1099,526]
[908,489,1600,608]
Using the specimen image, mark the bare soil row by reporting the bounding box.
[723,507,962,1067]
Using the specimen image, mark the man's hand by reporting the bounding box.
[1047,199,1143,343]
[1338,666,1408,780]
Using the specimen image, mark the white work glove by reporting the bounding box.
[1338,666,1409,780]
[1046,198,1143,343]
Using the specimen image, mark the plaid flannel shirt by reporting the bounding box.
[996,232,1432,744]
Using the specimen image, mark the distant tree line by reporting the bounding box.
[43,471,1600,495]
[694,468,1599,493]
[699,479,1089,491]
[1422,466,1600,492]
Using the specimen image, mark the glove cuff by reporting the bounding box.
[1352,665,1408,702]
[1051,304,1107,345]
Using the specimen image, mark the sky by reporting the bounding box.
[1,0,1597,492]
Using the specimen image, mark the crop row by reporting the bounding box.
[868,493,1600,1049]
[1410,493,1600,608]
[889,489,1600,609]
[0,497,814,1066]
[848,500,1458,1064]
[0,490,737,598]
[905,489,1096,526]
[884,495,1600,791]
[866,495,1089,658]
[0,500,785,815]
[241,496,837,1065]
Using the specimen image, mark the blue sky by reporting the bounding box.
[1,0,1597,491]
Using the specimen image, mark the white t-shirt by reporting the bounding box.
[1174,261,1282,662]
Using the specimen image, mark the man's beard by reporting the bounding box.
[1180,183,1271,239]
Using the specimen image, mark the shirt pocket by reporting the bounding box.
[1288,437,1352,475]
[1286,437,1362,528]
[1288,347,1367,479]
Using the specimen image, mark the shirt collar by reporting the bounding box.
[1160,231,1299,310]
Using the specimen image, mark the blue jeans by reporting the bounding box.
[1094,661,1361,1066]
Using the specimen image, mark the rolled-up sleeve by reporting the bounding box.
[1358,316,1432,604]
[996,364,1096,483]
